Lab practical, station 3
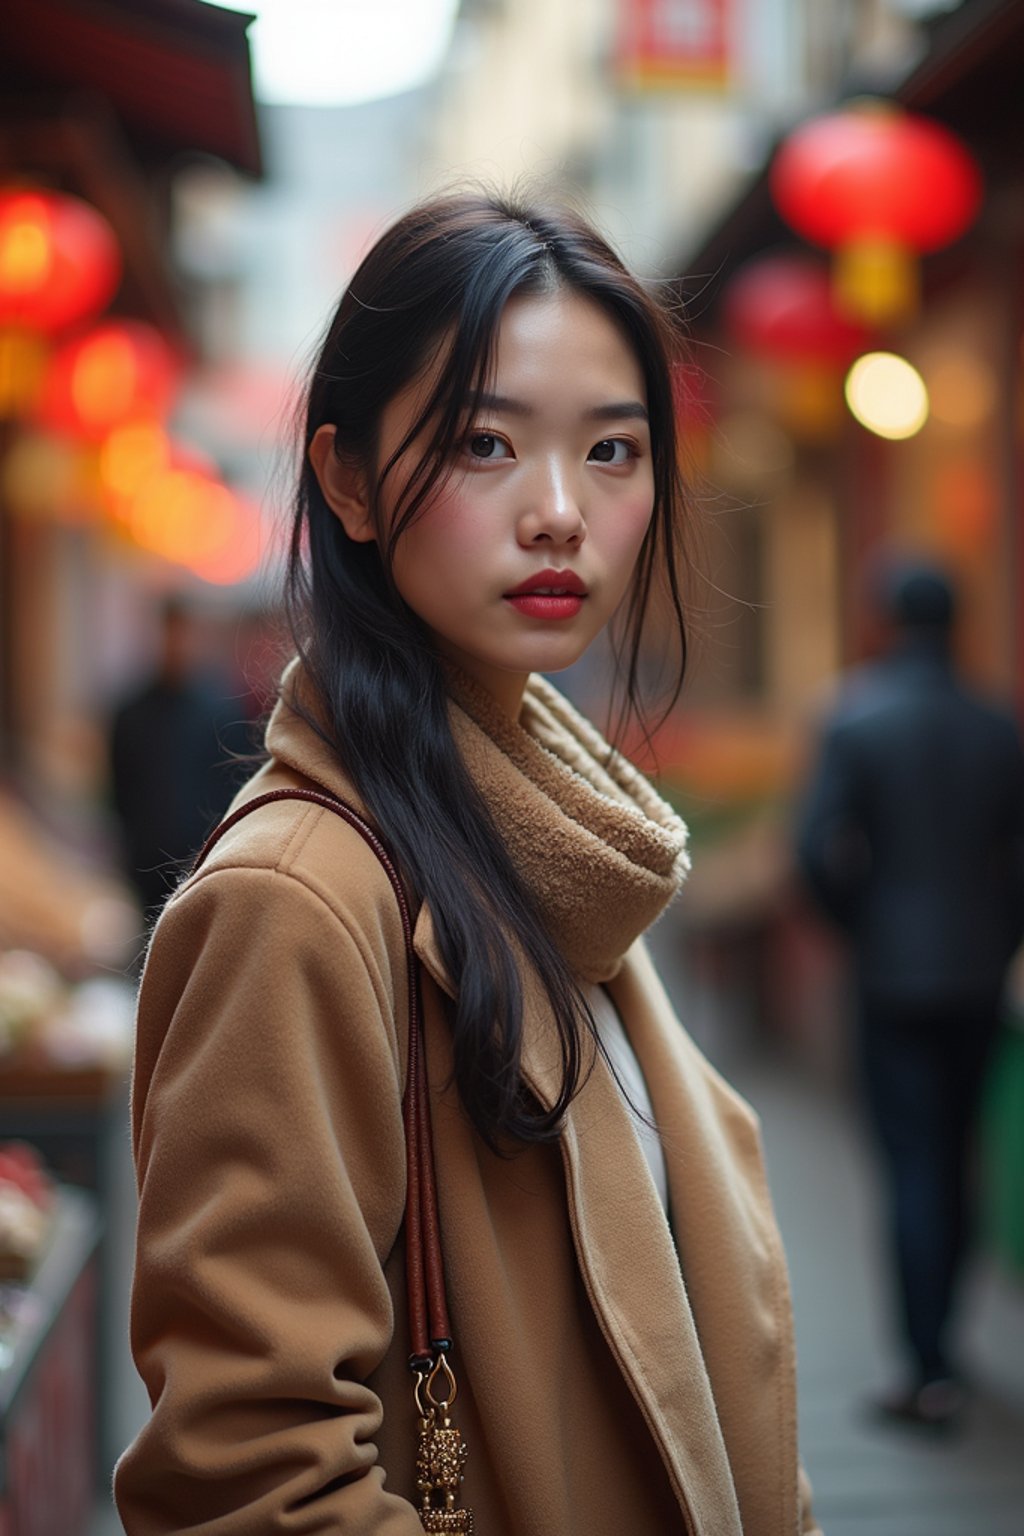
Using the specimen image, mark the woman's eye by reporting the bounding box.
[466,432,511,460]
[588,438,633,465]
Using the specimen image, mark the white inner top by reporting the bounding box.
[584,982,669,1215]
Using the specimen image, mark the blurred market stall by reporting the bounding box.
[0,1,264,1518]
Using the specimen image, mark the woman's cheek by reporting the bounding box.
[391,494,493,623]
[603,491,654,576]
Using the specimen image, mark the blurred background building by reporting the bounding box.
[0,1,1022,1532]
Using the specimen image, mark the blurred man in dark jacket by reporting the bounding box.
[109,598,249,933]
[797,560,1024,1427]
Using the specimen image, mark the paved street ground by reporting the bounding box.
[733,1051,1024,1536]
[91,937,1024,1535]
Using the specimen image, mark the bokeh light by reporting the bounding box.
[844,352,929,440]
[202,0,459,106]
[125,466,262,585]
[0,187,121,332]
[926,350,996,430]
[98,423,171,504]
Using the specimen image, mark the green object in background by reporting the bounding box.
[983,1017,1024,1276]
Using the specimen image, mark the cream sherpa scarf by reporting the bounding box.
[443,668,690,984]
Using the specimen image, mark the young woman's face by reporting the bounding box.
[377,290,656,717]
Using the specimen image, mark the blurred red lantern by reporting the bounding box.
[0,187,121,333]
[770,104,982,324]
[35,320,182,440]
[723,253,870,364]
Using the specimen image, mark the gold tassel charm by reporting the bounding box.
[416,1411,473,1533]
[414,1356,474,1534]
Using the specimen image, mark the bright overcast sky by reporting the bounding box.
[203,0,460,107]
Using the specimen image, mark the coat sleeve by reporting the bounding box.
[114,863,425,1535]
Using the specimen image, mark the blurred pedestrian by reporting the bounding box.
[108,596,249,930]
[796,557,1024,1427]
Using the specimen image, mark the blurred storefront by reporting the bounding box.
[679,0,1023,706]
[1,0,262,785]
[664,0,1024,1270]
[0,0,263,1509]
[661,0,1021,980]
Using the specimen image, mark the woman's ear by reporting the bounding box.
[309,423,375,543]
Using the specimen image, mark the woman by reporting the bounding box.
[116,192,820,1535]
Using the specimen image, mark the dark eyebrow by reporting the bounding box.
[473,392,532,417]
[585,401,649,424]
[473,391,649,424]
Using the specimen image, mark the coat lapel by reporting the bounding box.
[412,903,455,999]
[607,941,801,1536]
[513,959,744,1536]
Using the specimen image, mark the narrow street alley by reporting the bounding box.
[736,1052,1024,1536]
[647,919,1024,1536]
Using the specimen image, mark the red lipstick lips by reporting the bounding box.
[504,569,587,621]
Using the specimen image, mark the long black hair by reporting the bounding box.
[285,190,691,1149]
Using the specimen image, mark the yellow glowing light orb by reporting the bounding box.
[98,422,170,506]
[129,467,248,576]
[844,351,929,440]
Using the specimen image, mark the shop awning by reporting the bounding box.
[1,0,262,178]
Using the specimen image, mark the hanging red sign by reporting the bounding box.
[616,0,732,90]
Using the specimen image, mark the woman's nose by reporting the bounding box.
[516,460,586,547]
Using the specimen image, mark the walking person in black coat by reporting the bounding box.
[796,559,1024,1427]
[109,597,250,933]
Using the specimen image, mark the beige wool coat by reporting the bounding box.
[115,663,820,1536]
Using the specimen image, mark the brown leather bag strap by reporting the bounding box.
[191,786,452,1369]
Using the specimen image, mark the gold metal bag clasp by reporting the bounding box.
[414,1354,474,1534]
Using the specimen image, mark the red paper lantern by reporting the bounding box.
[723,253,869,364]
[35,320,182,440]
[0,188,121,333]
[770,104,982,324]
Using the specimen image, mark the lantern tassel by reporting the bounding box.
[834,239,918,327]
